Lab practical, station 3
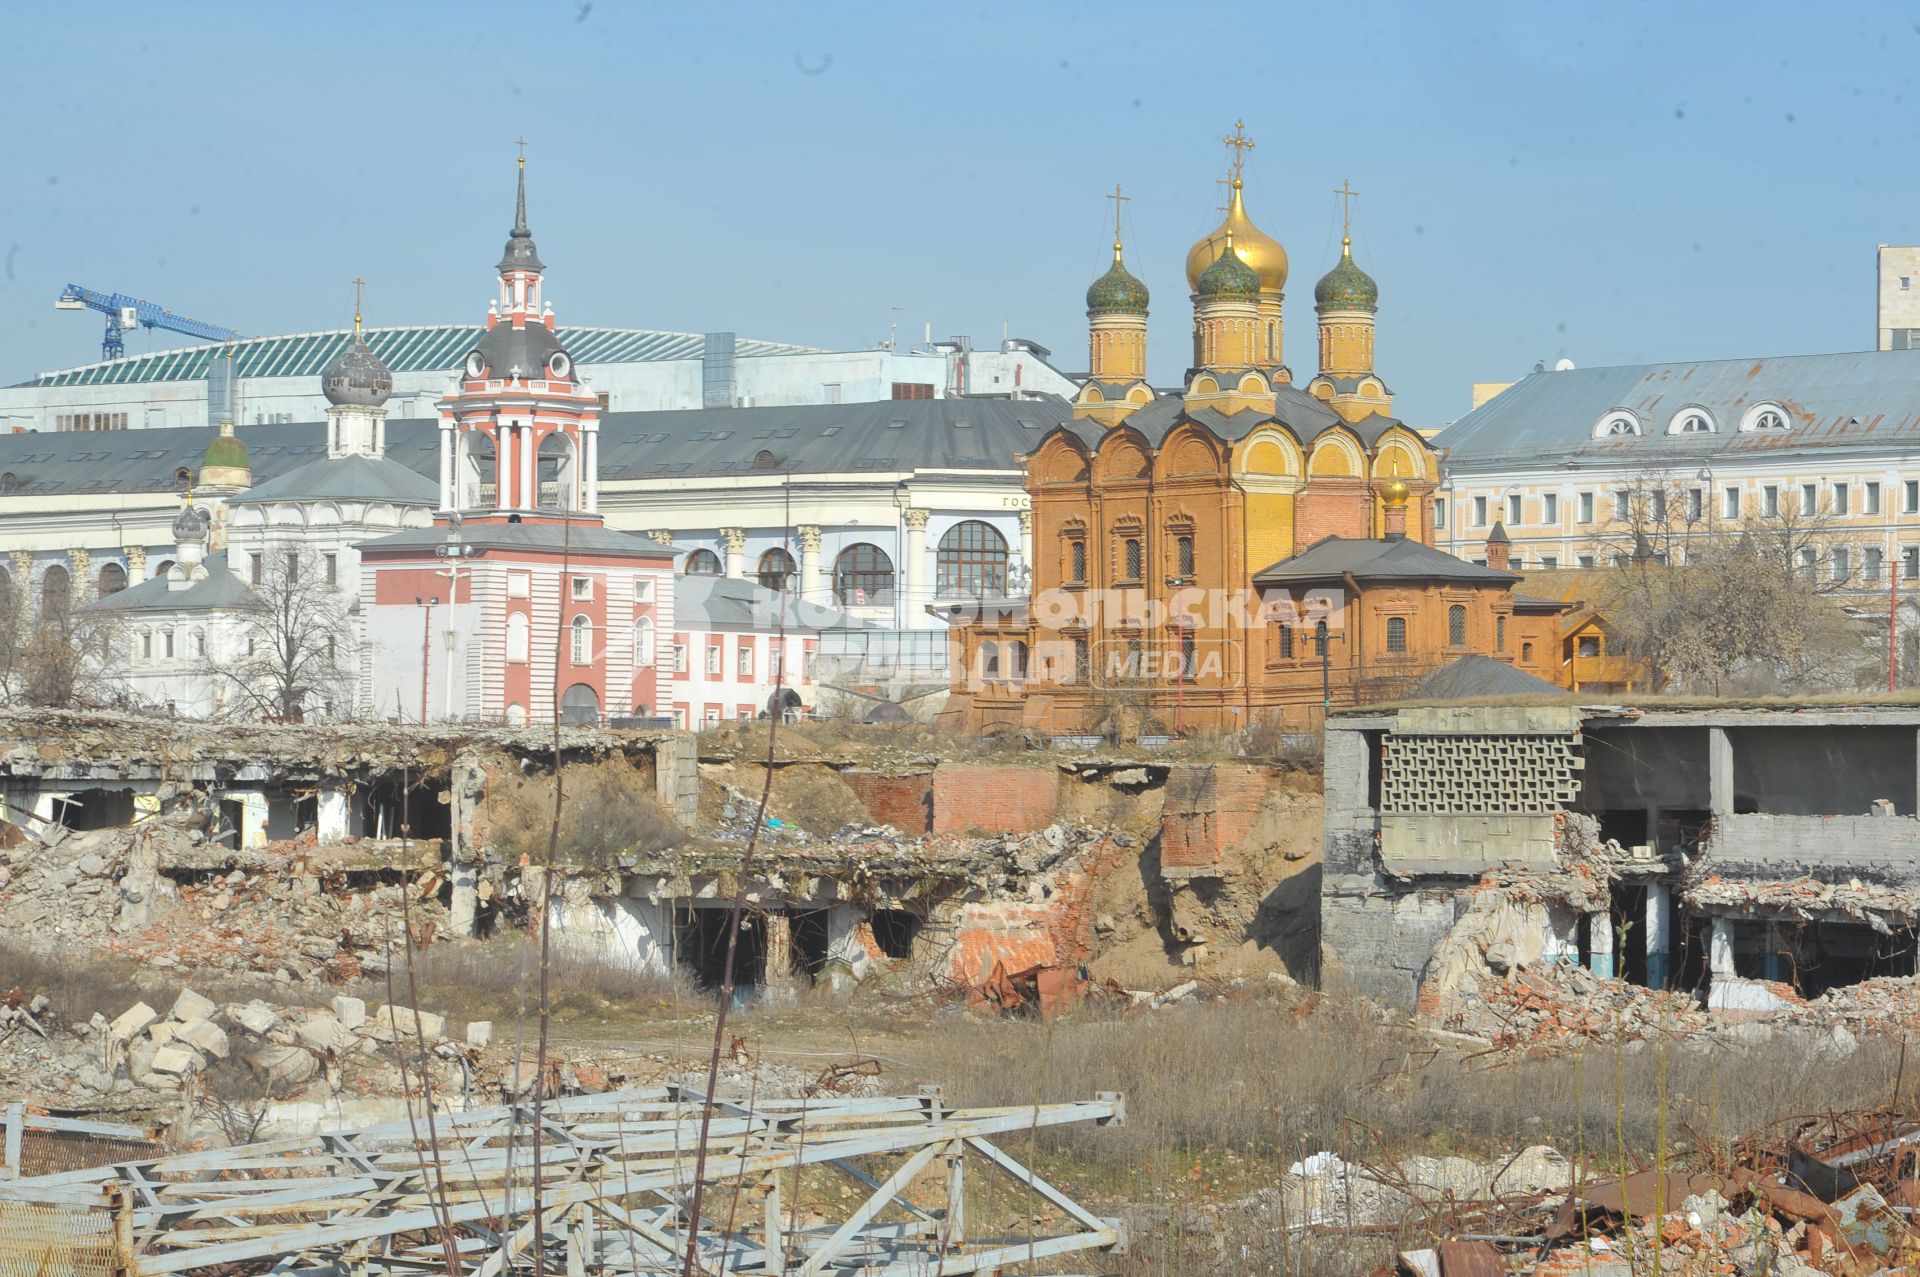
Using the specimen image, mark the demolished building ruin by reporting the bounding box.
[1323,702,1920,1044]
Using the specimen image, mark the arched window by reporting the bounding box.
[1067,538,1087,583]
[935,520,1008,597]
[172,467,193,490]
[1669,409,1715,435]
[1278,623,1294,659]
[505,702,527,727]
[153,559,175,582]
[559,683,600,726]
[1521,641,1535,662]
[980,640,1000,680]
[570,614,592,665]
[833,543,895,605]
[756,548,795,593]
[1008,640,1028,680]
[1448,604,1467,646]
[1385,616,1408,653]
[633,615,655,667]
[536,434,579,510]
[97,562,128,598]
[1176,534,1196,578]
[1593,411,1640,438]
[1496,615,1507,651]
[1121,537,1143,582]
[684,548,722,575]
[40,564,71,620]
[506,611,530,663]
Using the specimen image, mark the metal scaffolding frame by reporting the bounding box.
[0,1086,1126,1277]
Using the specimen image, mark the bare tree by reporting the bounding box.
[1585,468,1872,694]
[209,546,354,721]
[0,573,128,708]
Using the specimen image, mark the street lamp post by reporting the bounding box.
[1316,618,1331,721]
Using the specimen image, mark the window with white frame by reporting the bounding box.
[1800,484,1817,516]
[1834,482,1851,516]
[1741,403,1791,433]
[1867,481,1882,515]
[672,643,688,673]
[571,576,592,601]
[705,644,722,676]
[1434,501,1447,529]
[1832,546,1851,582]
[1908,481,1920,515]
[1670,409,1714,434]
[1906,546,1920,581]
[1541,555,1559,569]
[508,572,531,599]
[1724,487,1741,520]
[737,642,753,678]
[1542,492,1559,523]
[633,578,653,603]
[1866,547,1884,582]
[162,629,175,659]
[506,612,530,663]
[1686,488,1702,522]
[1506,493,1522,525]
[1594,411,1640,438]
[1578,491,1594,523]
[1614,488,1632,521]
[140,630,152,660]
[570,614,591,664]
[1472,495,1487,526]
[633,615,654,666]
[1763,485,1779,517]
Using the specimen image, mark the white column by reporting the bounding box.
[584,428,599,512]
[496,427,513,511]
[797,526,823,603]
[520,423,535,510]
[1586,910,1614,978]
[1645,883,1673,990]
[317,789,350,845]
[903,509,930,604]
[439,425,455,510]
[238,792,269,850]
[1709,916,1736,979]
[722,528,747,579]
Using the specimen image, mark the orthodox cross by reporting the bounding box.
[516,134,527,167]
[1333,179,1359,239]
[1106,183,1130,245]
[1222,119,1255,182]
[351,277,365,334]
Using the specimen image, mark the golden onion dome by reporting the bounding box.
[1185,178,1288,294]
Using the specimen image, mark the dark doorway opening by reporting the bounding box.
[677,906,766,991]
[791,909,830,981]
[51,788,135,831]
[869,909,922,960]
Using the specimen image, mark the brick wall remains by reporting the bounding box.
[838,770,933,834]
[1160,764,1270,875]
[944,834,1130,990]
[931,764,1060,834]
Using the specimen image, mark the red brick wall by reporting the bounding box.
[1160,764,1270,871]
[839,771,933,834]
[1294,477,1370,544]
[931,765,1060,834]
[945,835,1129,985]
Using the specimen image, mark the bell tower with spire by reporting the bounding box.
[436,147,603,521]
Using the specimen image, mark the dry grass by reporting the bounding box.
[486,755,682,867]
[765,764,872,836]
[0,942,330,1021]
[360,935,701,1025]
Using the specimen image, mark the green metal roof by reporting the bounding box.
[22,325,826,388]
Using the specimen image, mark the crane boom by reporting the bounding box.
[55,283,242,361]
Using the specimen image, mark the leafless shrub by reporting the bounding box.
[487,756,681,867]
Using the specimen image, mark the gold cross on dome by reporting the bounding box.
[351,277,365,333]
[1333,179,1359,238]
[1106,183,1130,244]
[516,135,527,167]
[1222,119,1256,182]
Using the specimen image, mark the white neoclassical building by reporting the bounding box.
[1435,349,1920,586]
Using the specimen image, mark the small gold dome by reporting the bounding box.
[1185,178,1288,293]
[1379,478,1412,507]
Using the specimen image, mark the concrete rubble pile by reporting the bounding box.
[0,813,448,983]
[1419,880,1917,1055]
[1386,1110,1920,1275]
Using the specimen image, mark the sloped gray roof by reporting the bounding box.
[0,397,1066,499]
[80,553,257,613]
[230,454,438,506]
[1252,535,1518,585]
[1045,390,1418,454]
[357,520,674,557]
[1405,654,1572,701]
[673,574,868,633]
[1437,349,1920,470]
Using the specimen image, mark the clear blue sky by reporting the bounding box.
[2,1,1915,427]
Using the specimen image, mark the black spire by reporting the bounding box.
[498,157,544,273]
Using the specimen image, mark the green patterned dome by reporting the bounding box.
[1086,248,1149,315]
[1196,238,1260,300]
[201,427,250,470]
[1314,241,1378,311]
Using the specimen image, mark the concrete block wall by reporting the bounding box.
[654,735,698,827]
[1708,813,1920,888]
[1379,812,1558,873]
[838,770,933,834]
[1160,764,1270,874]
[1321,888,1462,1010]
[931,764,1060,834]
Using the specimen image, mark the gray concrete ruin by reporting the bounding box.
[1322,703,1920,1013]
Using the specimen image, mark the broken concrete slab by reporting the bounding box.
[330,995,366,1031]
[225,1002,281,1037]
[175,1018,229,1060]
[148,1045,203,1076]
[109,1001,158,1040]
[373,1005,445,1041]
[171,988,218,1024]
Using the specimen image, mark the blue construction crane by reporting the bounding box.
[54,284,243,361]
